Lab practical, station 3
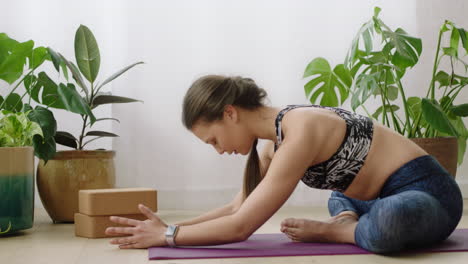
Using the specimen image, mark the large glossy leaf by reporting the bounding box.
[85,131,118,137]
[382,28,422,69]
[303,58,350,107]
[29,72,66,109]
[27,106,57,140]
[421,98,458,136]
[57,83,96,124]
[97,62,144,90]
[92,95,142,108]
[33,134,56,162]
[451,103,468,117]
[4,93,22,112]
[54,131,78,149]
[28,46,49,69]
[75,25,100,83]
[59,53,89,97]
[0,40,34,84]
[0,33,19,62]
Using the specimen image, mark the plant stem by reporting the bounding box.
[0,68,36,110]
[429,26,444,100]
[78,115,88,150]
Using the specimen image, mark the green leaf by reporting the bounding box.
[54,131,78,149]
[4,93,22,112]
[372,105,400,119]
[75,25,100,83]
[457,137,467,165]
[0,40,34,84]
[421,98,459,136]
[87,117,120,127]
[85,131,119,137]
[33,134,56,162]
[96,61,144,90]
[58,53,89,97]
[92,95,142,108]
[374,7,381,17]
[386,85,398,101]
[382,28,422,69]
[303,58,350,107]
[443,47,457,57]
[434,70,458,87]
[0,111,43,147]
[32,72,66,109]
[457,27,468,54]
[0,33,18,62]
[28,46,48,69]
[47,47,61,71]
[450,26,460,57]
[27,106,57,140]
[451,103,468,117]
[351,72,379,111]
[57,83,96,124]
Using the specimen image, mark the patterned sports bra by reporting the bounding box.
[274,104,374,192]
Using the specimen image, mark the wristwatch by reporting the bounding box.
[165,225,179,247]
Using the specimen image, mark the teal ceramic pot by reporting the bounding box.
[0,147,35,235]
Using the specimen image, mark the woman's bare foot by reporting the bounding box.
[280,211,359,244]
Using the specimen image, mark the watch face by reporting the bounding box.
[165,225,177,236]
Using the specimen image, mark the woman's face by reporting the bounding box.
[191,106,253,155]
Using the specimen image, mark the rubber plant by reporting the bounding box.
[0,33,57,161]
[303,7,468,165]
[27,25,143,150]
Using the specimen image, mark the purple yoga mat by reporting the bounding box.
[149,229,468,260]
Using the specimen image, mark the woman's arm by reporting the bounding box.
[175,141,274,226]
[171,113,323,246]
[106,114,321,248]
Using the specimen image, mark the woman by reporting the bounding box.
[106,75,463,253]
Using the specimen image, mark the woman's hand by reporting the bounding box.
[106,204,168,249]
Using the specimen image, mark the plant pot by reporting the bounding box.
[37,150,116,222]
[0,147,35,235]
[410,137,458,177]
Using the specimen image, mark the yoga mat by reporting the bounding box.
[149,229,468,260]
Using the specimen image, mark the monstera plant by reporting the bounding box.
[0,33,57,235]
[303,7,468,175]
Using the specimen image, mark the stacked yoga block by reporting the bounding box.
[74,188,158,238]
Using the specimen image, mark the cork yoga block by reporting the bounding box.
[78,188,158,216]
[74,213,147,238]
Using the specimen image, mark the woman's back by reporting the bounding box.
[274,105,428,200]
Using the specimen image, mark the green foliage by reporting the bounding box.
[303,7,468,165]
[27,25,144,150]
[0,33,57,162]
[0,111,43,147]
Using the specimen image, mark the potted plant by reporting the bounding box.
[0,33,57,235]
[30,25,143,222]
[303,7,467,177]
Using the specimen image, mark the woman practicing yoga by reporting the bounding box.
[106,75,463,253]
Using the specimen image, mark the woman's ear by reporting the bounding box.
[224,105,238,122]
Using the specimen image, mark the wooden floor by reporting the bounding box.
[1,202,468,264]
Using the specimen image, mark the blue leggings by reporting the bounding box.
[328,155,463,254]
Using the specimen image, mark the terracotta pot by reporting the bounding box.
[37,150,116,222]
[0,147,35,235]
[410,137,458,177]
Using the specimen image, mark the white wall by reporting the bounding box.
[1,0,466,210]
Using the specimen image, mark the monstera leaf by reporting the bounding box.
[303,58,351,107]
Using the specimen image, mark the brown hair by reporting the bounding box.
[182,75,268,200]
